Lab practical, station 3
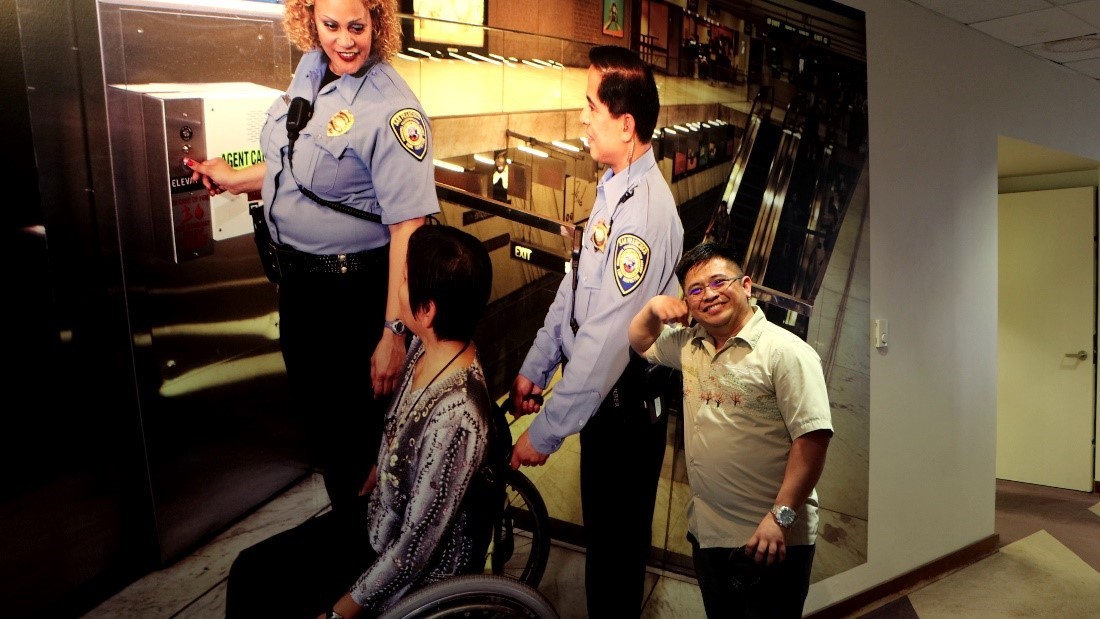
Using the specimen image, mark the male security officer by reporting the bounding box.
[510,46,684,618]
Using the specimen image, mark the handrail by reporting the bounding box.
[435,183,584,279]
[435,183,578,240]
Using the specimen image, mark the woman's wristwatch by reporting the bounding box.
[384,319,406,335]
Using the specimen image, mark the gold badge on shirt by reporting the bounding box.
[590,219,610,253]
[327,110,354,136]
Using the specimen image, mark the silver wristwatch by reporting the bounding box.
[384,319,406,335]
[771,504,797,528]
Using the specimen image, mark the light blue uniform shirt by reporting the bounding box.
[260,50,440,254]
[519,147,684,454]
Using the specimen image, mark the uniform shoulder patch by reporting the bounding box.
[389,108,428,160]
[613,234,650,296]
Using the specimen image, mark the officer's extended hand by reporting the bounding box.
[510,374,544,417]
[510,429,549,469]
[184,157,265,197]
[371,331,405,397]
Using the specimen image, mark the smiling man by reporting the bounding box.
[628,241,834,619]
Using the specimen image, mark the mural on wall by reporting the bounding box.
[603,0,623,37]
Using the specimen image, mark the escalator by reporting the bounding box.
[704,85,867,340]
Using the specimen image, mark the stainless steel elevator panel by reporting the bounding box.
[110,83,282,262]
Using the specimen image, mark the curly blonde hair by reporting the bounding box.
[283,0,403,63]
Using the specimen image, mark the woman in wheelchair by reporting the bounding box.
[225,225,501,619]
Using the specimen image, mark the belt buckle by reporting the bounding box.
[337,253,349,274]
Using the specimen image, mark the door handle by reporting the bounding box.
[1064,350,1088,361]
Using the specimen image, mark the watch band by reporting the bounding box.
[384,319,405,335]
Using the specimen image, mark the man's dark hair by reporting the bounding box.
[674,242,744,284]
[407,225,493,342]
[588,45,660,144]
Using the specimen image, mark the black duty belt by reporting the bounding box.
[270,241,387,275]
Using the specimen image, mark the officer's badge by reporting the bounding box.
[590,219,610,253]
[614,234,650,296]
[389,108,428,160]
[327,109,354,136]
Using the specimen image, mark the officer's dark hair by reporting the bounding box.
[407,225,493,342]
[588,45,660,144]
[675,242,743,285]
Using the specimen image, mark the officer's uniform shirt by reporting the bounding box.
[260,49,439,255]
[519,147,684,455]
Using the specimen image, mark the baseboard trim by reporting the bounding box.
[806,533,1000,618]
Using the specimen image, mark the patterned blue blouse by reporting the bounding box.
[352,337,493,611]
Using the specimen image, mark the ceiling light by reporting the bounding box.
[433,159,465,172]
[473,153,495,165]
[518,144,549,158]
[1040,34,1100,54]
[551,140,580,152]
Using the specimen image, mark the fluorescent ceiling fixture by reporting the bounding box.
[448,51,478,64]
[395,53,417,62]
[663,127,677,134]
[508,57,519,62]
[473,153,495,165]
[579,136,589,146]
[489,53,505,61]
[529,58,554,67]
[551,140,580,152]
[433,159,465,172]
[406,47,432,57]
[674,124,690,132]
[521,59,544,69]
[467,52,501,65]
[652,131,662,139]
[517,144,549,158]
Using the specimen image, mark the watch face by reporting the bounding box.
[773,506,797,527]
[386,319,405,334]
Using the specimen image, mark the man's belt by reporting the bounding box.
[270,241,386,275]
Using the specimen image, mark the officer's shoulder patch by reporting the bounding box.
[388,108,428,160]
[613,233,650,296]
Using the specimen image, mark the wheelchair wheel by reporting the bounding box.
[379,574,559,619]
[487,468,551,587]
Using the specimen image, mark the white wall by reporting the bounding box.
[805,1,1100,612]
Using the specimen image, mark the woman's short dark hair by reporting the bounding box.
[675,242,743,284]
[407,226,493,342]
[588,45,660,144]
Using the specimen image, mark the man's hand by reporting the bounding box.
[371,331,405,397]
[628,295,690,354]
[509,374,544,417]
[744,513,788,566]
[510,429,550,469]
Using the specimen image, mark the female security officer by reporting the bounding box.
[186,0,439,514]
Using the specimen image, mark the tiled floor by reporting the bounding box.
[84,476,1100,618]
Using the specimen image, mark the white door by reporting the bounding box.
[998,186,1096,491]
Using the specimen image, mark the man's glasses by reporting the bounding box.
[685,275,745,299]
